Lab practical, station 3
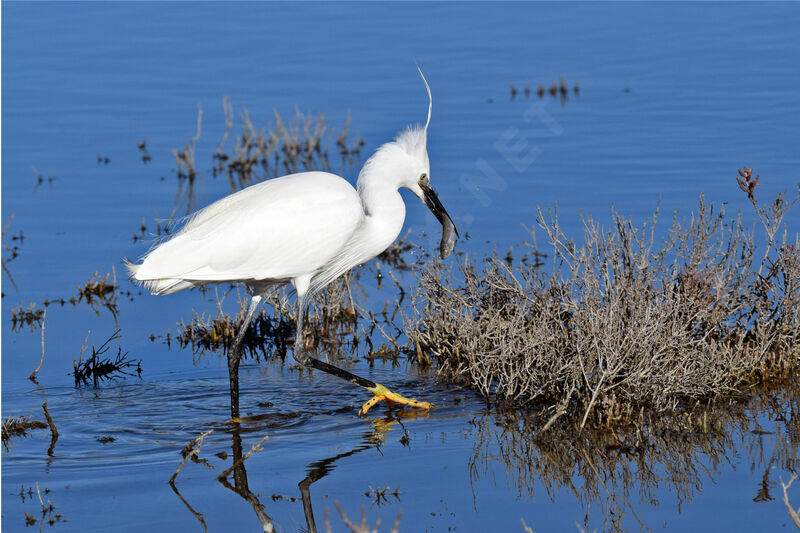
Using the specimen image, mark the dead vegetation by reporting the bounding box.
[10,269,121,333]
[29,309,46,382]
[173,255,421,372]
[170,429,215,484]
[72,330,141,386]
[2,402,59,453]
[10,302,44,332]
[162,98,364,217]
[174,275,363,364]
[406,170,799,427]
[509,76,579,105]
[782,473,800,530]
[211,99,363,192]
[364,486,402,508]
[138,138,151,163]
[76,270,119,318]
[42,401,58,456]
[19,483,65,527]
[2,416,47,450]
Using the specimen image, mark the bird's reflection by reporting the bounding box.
[169,412,410,533]
[218,432,275,533]
[298,418,397,533]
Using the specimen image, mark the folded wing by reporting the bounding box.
[130,172,363,291]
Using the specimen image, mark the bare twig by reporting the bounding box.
[42,401,58,456]
[29,309,46,382]
[217,433,269,481]
[79,330,91,357]
[541,384,576,433]
[169,429,214,484]
[35,482,46,514]
[331,502,401,533]
[781,474,800,530]
[521,518,534,533]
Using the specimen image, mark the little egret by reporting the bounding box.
[126,68,458,419]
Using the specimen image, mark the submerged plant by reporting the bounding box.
[72,330,141,387]
[77,270,119,318]
[176,303,293,362]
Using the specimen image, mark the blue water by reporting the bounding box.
[3,2,799,532]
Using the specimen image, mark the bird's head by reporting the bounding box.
[398,67,458,259]
[357,67,458,259]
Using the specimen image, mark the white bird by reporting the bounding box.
[126,68,457,419]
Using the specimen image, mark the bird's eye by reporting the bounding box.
[419,173,428,182]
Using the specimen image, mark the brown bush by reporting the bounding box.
[406,174,799,427]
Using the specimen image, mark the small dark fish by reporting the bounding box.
[440,214,458,259]
[420,180,458,259]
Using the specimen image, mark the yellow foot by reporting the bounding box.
[358,383,433,417]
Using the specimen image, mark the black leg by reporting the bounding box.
[292,290,376,390]
[228,295,262,419]
[291,289,431,415]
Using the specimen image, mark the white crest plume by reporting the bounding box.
[416,63,432,133]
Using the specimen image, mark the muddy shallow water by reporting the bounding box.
[3,3,800,531]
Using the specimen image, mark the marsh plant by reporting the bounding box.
[168,98,364,216]
[72,330,142,386]
[2,416,47,451]
[406,170,799,427]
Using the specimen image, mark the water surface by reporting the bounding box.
[3,3,799,531]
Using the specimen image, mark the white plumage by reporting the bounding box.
[128,172,364,294]
[126,68,458,418]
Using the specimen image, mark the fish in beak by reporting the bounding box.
[419,181,458,259]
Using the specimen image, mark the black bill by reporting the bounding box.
[420,182,459,259]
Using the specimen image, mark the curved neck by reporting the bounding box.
[355,151,407,256]
[311,144,413,291]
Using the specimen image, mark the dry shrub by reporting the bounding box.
[406,174,799,425]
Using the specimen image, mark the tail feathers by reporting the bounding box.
[123,258,140,278]
[123,258,195,295]
[140,278,195,295]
